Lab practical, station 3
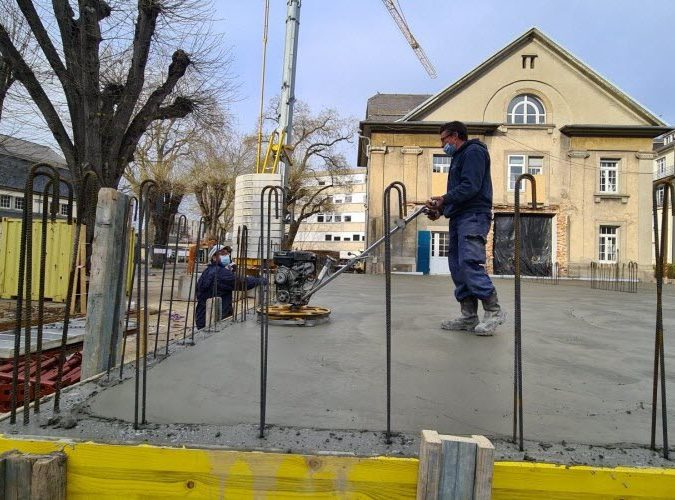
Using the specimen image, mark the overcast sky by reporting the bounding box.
[217,0,675,163]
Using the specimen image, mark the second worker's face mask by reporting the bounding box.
[443,143,456,156]
[220,254,231,266]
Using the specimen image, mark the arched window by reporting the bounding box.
[507,94,546,124]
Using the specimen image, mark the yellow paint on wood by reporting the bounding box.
[0,436,673,499]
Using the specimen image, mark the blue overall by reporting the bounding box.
[441,139,496,302]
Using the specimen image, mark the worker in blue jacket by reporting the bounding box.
[426,121,506,336]
[195,244,264,329]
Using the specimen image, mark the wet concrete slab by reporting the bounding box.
[84,274,675,448]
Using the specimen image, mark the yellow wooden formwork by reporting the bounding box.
[0,217,86,303]
[0,436,674,499]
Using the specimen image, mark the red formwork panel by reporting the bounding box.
[0,351,82,412]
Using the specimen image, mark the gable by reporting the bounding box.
[404,29,664,127]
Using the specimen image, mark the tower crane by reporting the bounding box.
[381,0,437,79]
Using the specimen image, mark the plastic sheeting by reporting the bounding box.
[493,214,552,276]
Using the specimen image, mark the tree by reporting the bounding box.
[124,117,197,267]
[0,0,229,196]
[271,100,356,249]
[190,132,255,240]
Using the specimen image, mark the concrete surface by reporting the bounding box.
[86,274,674,446]
[4,274,674,465]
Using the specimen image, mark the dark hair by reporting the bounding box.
[440,121,468,141]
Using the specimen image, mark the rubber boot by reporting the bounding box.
[474,291,507,336]
[441,297,479,331]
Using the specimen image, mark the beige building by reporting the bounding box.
[293,170,367,261]
[359,28,671,278]
[653,130,675,263]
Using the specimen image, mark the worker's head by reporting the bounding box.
[208,244,231,267]
[439,121,467,156]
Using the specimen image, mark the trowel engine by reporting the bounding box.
[273,251,322,308]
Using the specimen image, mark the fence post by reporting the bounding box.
[82,188,130,378]
[3,450,67,499]
[416,430,494,500]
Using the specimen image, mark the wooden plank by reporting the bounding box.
[0,436,675,499]
[30,452,67,500]
[438,435,476,500]
[82,189,130,378]
[471,434,494,500]
[5,452,33,500]
[416,429,442,500]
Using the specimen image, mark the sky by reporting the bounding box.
[215,0,675,164]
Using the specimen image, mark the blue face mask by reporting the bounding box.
[219,255,231,267]
[443,143,456,156]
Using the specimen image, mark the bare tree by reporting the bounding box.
[191,132,255,239]
[267,100,356,248]
[0,0,233,200]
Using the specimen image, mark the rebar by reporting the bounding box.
[117,196,138,379]
[54,169,99,414]
[259,185,284,438]
[164,215,187,355]
[651,180,671,459]
[382,181,407,444]
[513,173,537,452]
[181,217,204,346]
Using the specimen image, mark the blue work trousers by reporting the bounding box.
[448,212,495,302]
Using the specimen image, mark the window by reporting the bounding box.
[599,159,619,193]
[665,134,674,146]
[344,236,351,241]
[527,156,543,176]
[344,215,352,222]
[431,232,449,257]
[334,215,342,223]
[598,226,618,262]
[507,94,546,124]
[334,196,343,204]
[657,186,665,207]
[60,204,70,216]
[325,214,333,222]
[318,180,326,186]
[0,195,10,208]
[14,197,25,210]
[657,157,666,176]
[353,234,361,241]
[344,195,352,203]
[325,234,331,241]
[433,155,452,173]
[317,214,324,222]
[333,236,341,241]
[508,155,524,191]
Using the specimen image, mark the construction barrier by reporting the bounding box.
[0,436,672,499]
[0,217,86,302]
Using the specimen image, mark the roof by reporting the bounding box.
[365,94,431,121]
[0,134,66,166]
[0,136,72,196]
[400,28,667,126]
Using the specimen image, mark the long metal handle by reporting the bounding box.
[300,205,428,302]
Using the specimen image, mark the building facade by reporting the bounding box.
[293,170,367,261]
[359,28,670,278]
[0,135,73,218]
[653,130,675,264]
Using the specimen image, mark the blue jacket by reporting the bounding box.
[441,139,492,218]
[195,263,264,329]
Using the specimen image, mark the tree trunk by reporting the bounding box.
[284,219,301,250]
[149,190,183,268]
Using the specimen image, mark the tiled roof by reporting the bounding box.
[365,93,432,121]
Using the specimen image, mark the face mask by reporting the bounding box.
[443,143,456,156]
[219,255,231,266]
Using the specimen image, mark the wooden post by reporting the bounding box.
[416,431,494,500]
[82,188,130,378]
[206,297,222,329]
[3,451,66,499]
